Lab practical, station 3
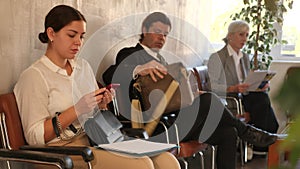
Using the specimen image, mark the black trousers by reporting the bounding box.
[150,92,249,169]
[180,92,248,169]
[242,92,279,133]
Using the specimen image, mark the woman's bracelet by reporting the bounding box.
[55,112,83,141]
[52,116,60,138]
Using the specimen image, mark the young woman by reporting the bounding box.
[14,5,180,169]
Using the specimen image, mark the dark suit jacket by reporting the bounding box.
[103,43,155,85]
[102,43,216,142]
[207,45,250,93]
[102,43,159,119]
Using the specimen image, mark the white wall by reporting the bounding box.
[269,60,300,133]
[0,0,213,94]
[1,1,297,132]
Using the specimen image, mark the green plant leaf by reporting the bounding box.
[244,0,250,4]
[230,0,293,70]
[264,0,278,12]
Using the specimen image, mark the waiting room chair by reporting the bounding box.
[98,76,215,169]
[192,65,248,166]
[168,122,215,169]
[0,92,94,169]
[221,93,249,165]
[284,66,300,123]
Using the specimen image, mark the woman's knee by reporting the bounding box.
[151,152,180,169]
[92,149,154,169]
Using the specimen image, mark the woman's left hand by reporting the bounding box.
[98,88,114,108]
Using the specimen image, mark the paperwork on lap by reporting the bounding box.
[244,70,276,91]
[97,139,178,157]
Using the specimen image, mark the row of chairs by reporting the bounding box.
[2,65,297,168]
[0,65,217,169]
[0,93,214,168]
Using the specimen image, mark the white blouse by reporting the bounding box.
[14,55,98,145]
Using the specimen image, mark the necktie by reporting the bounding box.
[157,53,168,66]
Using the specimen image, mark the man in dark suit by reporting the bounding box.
[102,12,278,169]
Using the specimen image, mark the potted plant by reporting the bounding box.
[230,0,293,70]
[276,68,300,169]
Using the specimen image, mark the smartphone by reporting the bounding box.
[106,83,120,90]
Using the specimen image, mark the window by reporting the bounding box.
[281,0,300,59]
[208,0,244,52]
[207,0,300,60]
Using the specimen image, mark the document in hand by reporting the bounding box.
[244,70,276,91]
[97,139,178,157]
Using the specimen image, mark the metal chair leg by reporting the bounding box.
[198,151,205,169]
[87,162,92,169]
[240,139,245,166]
[211,145,216,169]
[244,141,248,163]
[177,158,188,169]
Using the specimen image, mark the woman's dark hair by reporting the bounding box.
[139,12,172,42]
[38,5,86,43]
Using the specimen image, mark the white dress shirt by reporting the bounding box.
[132,43,161,78]
[14,55,98,145]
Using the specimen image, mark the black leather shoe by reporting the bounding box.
[240,125,277,147]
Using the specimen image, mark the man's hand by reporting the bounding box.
[135,60,167,82]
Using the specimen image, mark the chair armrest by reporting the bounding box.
[20,145,94,162]
[0,149,73,169]
[219,92,244,114]
[226,92,242,98]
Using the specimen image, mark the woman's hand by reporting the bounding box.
[227,83,249,93]
[74,88,109,115]
[98,88,114,109]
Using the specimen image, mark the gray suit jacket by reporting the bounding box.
[207,45,250,93]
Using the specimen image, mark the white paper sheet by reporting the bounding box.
[97,139,178,157]
[244,70,276,91]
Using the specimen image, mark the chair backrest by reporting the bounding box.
[284,66,300,121]
[286,66,300,79]
[0,93,26,150]
[192,66,211,91]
